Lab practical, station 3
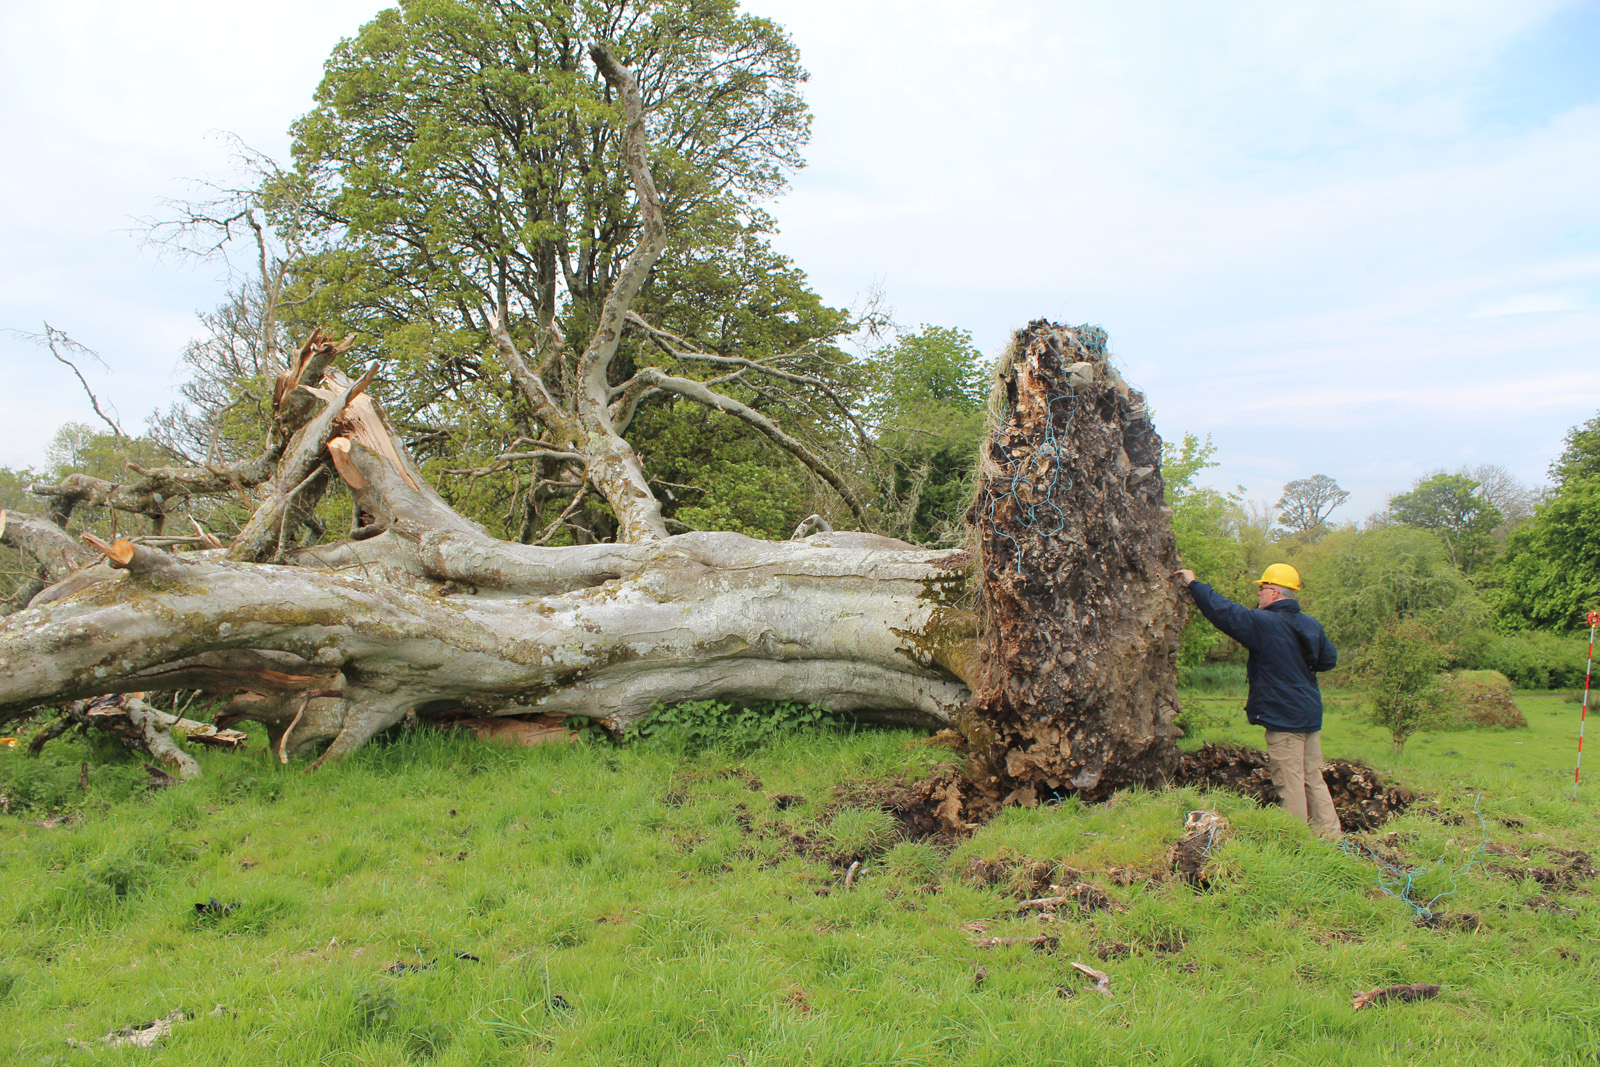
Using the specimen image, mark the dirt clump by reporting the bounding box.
[1416,911,1482,932]
[961,852,1059,897]
[1170,809,1230,888]
[833,769,998,847]
[1056,881,1114,913]
[1173,742,1413,831]
[1490,848,1597,889]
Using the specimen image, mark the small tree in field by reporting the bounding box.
[1362,619,1448,751]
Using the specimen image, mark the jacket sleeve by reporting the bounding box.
[1187,582,1264,650]
[1314,628,1338,672]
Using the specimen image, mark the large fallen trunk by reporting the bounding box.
[0,321,1186,792]
[0,40,1189,794]
[0,525,973,763]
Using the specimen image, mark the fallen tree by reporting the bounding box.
[0,48,1186,802]
[0,318,1181,793]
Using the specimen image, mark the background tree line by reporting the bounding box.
[1164,416,1600,693]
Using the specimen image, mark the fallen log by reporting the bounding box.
[0,322,1187,790]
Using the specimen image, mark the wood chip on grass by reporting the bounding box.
[1351,983,1441,1010]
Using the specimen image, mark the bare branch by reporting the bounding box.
[7,324,124,438]
[623,312,875,450]
[791,514,833,540]
[631,368,873,530]
[439,446,586,478]
[575,45,668,403]
[488,314,571,431]
[528,483,592,546]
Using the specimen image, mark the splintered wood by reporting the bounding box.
[1070,961,1114,998]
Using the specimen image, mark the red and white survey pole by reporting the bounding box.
[1576,610,1598,802]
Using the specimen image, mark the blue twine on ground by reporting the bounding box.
[1339,796,1489,921]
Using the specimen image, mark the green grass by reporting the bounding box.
[0,695,1595,1066]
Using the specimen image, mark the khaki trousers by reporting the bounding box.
[1264,729,1342,837]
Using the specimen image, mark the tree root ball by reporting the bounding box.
[965,320,1186,803]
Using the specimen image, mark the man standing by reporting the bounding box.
[1173,564,1342,836]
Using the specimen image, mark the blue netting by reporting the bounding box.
[985,390,1077,573]
[1073,324,1108,355]
[1185,810,1224,857]
[983,325,1103,574]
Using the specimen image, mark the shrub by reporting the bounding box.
[1299,526,1488,649]
[1360,619,1449,751]
[624,699,842,755]
[1436,670,1528,729]
[1452,628,1590,689]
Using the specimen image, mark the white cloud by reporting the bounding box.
[1471,294,1590,317]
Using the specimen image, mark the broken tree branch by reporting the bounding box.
[12,323,125,438]
[1070,961,1115,998]
[623,367,872,530]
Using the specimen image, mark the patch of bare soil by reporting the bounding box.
[1489,848,1598,889]
[1173,742,1413,831]
[960,853,1064,898]
[831,768,999,848]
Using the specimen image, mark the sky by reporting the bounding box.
[1,0,1596,522]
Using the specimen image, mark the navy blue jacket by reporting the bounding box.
[1187,582,1338,733]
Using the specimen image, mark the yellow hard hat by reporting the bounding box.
[1255,563,1301,591]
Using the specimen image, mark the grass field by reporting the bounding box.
[0,691,1595,1066]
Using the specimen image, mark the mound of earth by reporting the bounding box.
[1173,742,1413,832]
[840,741,1411,848]
[1438,670,1528,729]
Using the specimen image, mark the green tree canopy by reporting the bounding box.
[1275,473,1349,537]
[864,326,989,544]
[246,0,883,542]
[1163,434,1252,666]
[1296,525,1487,649]
[283,0,811,368]
[1387,473,1502,573]
[1550,411,1600,488]
[1489,475,1600,632]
